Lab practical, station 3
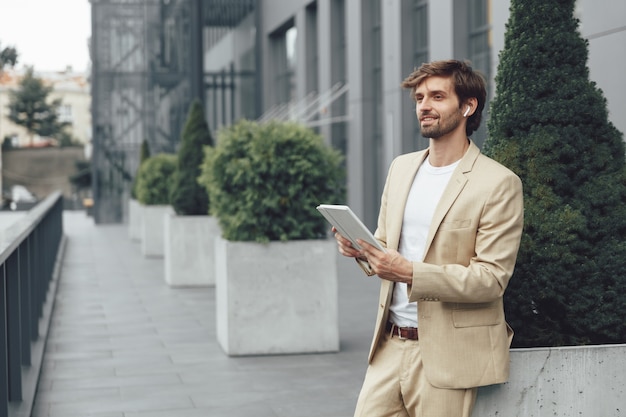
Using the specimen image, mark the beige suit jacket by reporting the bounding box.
[368,141,524,389]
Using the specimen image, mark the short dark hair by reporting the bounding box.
[401,60,487,136]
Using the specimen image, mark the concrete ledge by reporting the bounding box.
[164,214,220,287]
[472,343,626,416]
[140,205,173,258]
[215,237,339,356]
[128,199,141,241]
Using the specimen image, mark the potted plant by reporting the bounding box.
[129,138,150,241]
[199,119,345,356]
[135,152,177,257]
[164,100,220,287]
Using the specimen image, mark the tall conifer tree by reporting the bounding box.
[170,100,214,215]
[131,139,151,199]
[484,0,626,347]
[8,67,68,146]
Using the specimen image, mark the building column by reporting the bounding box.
[381,0,405,169]
[345,0,367,221]
[295,8,308,102]
[189,0,204,105]
[429,0,454,59]
[317,0,333,142]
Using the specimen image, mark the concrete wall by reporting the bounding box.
[492,0,625,137]
[1,147,87,200]
[472,344,626,416]
[576,0,626,137]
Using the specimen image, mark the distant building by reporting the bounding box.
[0,67,92,148]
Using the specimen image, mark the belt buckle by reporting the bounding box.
[392,324,407,340]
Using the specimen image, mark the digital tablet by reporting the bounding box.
[316,204,386,252]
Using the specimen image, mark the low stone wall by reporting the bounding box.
[472,344,626,416]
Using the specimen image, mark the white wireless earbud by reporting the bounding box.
[463,106,470,117]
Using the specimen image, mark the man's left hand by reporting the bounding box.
[356,239,413,284]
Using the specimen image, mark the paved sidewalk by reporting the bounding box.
[31,211,380,417]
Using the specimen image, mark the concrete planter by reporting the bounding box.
[215,237,339,356]
[140,204,173,258]
[128,198,142,241]
[472,343,626,416]
[164,214,220,287]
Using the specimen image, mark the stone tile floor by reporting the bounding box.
[30,211,380,417]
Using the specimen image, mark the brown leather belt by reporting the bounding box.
[387,322,419,340]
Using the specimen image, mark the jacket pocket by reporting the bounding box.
[452,303,501,327]
[438,219,471,231]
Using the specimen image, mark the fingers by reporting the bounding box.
[356,239,378,258]
[333,230,361,258]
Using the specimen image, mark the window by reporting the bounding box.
[271,25,298,106]
[330,0,347,157]
[58,104,73,123]
[371,0,382,138]
[468,0,491,145]
[412,0,429,67]
[468,0,491,79]
[305,3,318,96]
[411,0,429,150]
[367,0,384,215]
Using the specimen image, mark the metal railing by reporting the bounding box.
[0,191,64,417]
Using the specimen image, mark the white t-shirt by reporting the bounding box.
[388,157,459,328]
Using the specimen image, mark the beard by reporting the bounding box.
[420,111,463,139]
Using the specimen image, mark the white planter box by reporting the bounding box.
[215,237,339,356]
[128,198,142,241]
[472,343,626,416]
[140,204,173,258]
[164,214,220,287]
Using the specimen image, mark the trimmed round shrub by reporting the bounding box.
[199,120,345,243]
[135,153,177,205]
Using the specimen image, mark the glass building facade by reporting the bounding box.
[90,0,625,227]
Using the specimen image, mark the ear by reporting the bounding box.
[463,98,478,117]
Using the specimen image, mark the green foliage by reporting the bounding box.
[170,100,214,215]
[199,120,345,243]
[0,42,18,70]
[2,135,15,150]
[7,67,69,145]
[131,139,151,199]
[139,139,151,162]
[484,0,626,347]
[57,131,80,147]
[135,153,177,205]
[69,160,92,190]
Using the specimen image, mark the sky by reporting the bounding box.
[0,0,91,73]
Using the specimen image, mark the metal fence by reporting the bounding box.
[0,192,64,417]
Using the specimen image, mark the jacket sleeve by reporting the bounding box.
[409,171,524,304]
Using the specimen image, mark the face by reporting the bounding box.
[414,76,464,140]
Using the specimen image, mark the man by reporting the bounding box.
[334,60,524,417]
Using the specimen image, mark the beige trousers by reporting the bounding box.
[354,333,477,417]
